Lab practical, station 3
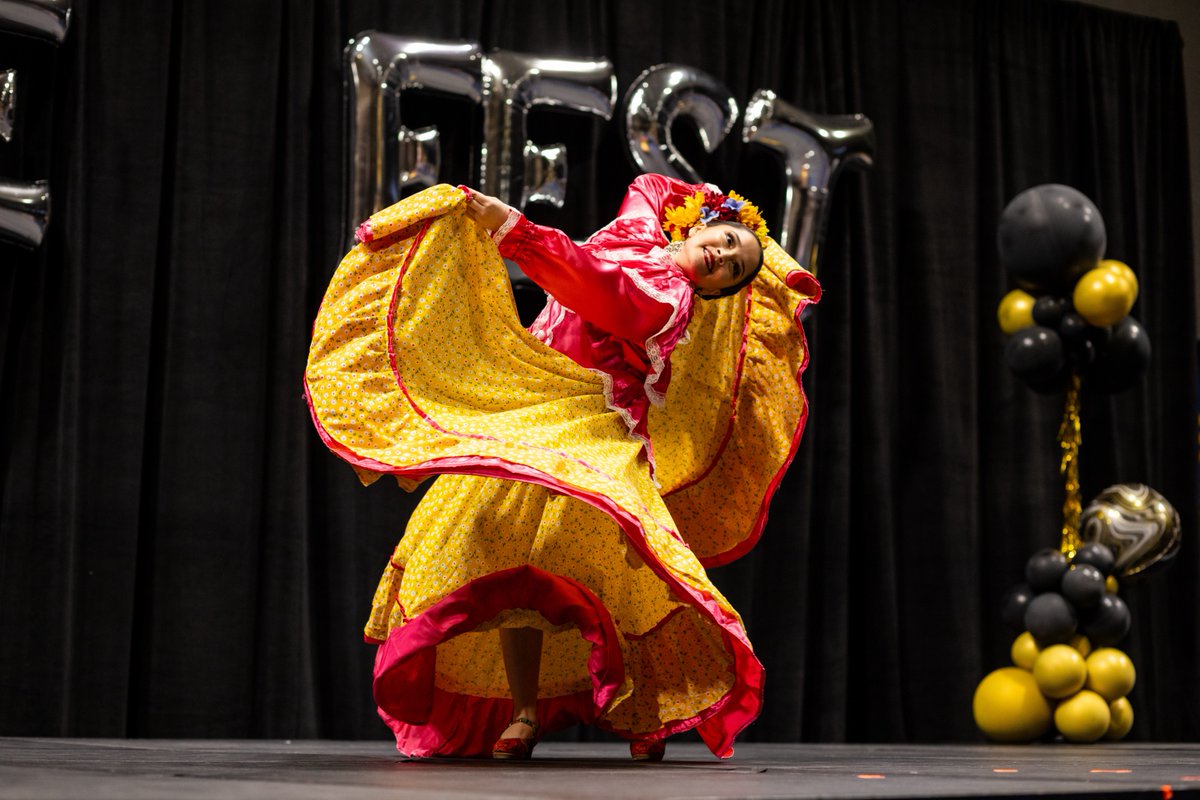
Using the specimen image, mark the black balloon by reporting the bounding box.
[1067,338,1095,369]
[1061,564,1105,609]
[1000,583,1036,630]
[997,184,1106,292]
[1072,542,1115,576]
[1026,547,1069,592]
[1085,315,1152,394]
[1025,592,1078,646]
[1032,296,1067,328]
[1058,311,1088,342]
[1082,593,1131,646]
[1086,323,1113,348]
[1005,326,1066,391]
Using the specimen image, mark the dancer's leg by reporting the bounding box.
[498,627,543,739]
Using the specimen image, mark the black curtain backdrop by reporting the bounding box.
[1,0,1195,743]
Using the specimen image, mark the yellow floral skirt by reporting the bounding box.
[306,185,818,758]
[363,472,750,756]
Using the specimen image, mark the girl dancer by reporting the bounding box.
[306,173,820,760]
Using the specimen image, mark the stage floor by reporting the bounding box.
[1,738,1198,799]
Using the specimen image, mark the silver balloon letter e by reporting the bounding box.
[343,32,482,248]
[479,50,616,210]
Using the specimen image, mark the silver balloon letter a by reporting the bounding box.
[1,69,14,142]
[480,51,615,209]
[623,64,738,183]
[1,0,71,249]
[343,33,482,247]
[0,179,49,248]
[742,90,874,274]
[0,0,70,43]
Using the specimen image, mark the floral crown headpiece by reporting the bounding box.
[662,187,769,247]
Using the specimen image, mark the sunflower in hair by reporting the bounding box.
[662,188,769,246]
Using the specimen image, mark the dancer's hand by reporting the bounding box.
[463,189,512,232]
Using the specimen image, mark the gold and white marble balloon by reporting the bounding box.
[1081,484,1181,579]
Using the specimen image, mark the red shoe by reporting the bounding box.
[492,717,539,760]
[630,739,666,762]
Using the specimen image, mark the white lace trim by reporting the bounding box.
[620,260,685,407]
[530,296,564,348]
[591,367,659,484]
[491,206,521,245]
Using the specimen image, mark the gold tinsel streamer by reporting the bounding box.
[1058,371,1083,557]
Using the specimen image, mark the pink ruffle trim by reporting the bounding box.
[372,563,762,758]
[698,269,822,568]
[373,565,621,757]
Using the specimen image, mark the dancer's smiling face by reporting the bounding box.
[672,222,763,297]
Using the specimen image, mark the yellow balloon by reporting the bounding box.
[1055,689,1111,742]
[1073,267,1135,327]
[1105,575,1120,594]
[1086,648,1136,701]
[1033,645,1088,698]
[973,667,1052,742]
[1069,634,1092,658]
[1011,631,1041,670]
[997,289,1036,334]
[1105,697,1134,740]
[1100,259,1139,305]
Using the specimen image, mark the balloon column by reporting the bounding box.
[995,184,1150,396]
[975,542,1134,743]
[974,185,1181,743]
[975,489,1180,744]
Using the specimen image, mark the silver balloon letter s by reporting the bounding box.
[623,64,738,184]
[344,33,482,247]
[742,90,873,274]
[480,51,615,209]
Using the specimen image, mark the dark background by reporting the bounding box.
[1,0,1195,743]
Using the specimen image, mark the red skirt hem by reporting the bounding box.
[372,563,760,759]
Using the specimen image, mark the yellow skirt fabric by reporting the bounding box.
[305,185,818,758]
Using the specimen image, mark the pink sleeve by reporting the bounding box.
[615,173,701,223]
[496,214,677,342]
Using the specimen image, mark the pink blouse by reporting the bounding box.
[493,174,703,474]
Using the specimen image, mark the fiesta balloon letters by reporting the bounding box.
[342,33,874,274]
